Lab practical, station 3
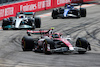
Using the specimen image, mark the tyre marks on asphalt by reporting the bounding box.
[0,58,48,67]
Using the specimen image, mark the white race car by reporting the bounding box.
[2,12,41,30]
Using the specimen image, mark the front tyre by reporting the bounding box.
[34,17,41,28]
[2,19,9,30]
[80,8,86,17]
[76,37,91,54]
[43,39,55,54]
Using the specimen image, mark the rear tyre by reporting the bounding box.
[2,19,9,30]
[21,36,35,51]
[28,19,36,30]
[80,8,86,17]
[43,39,55,54]
[52,9,58,19]
[34,17,41,28]
[76,37,91,54]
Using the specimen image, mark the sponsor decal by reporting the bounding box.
[38,0,51,9]
[57,0,71,5]
[0,7,14,18]
[20,4,37,11]
[46,0,51,7]
[5,7,14,16]
[0,9,4,17]
[38,1,45,9]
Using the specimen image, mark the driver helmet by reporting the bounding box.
[20,11,24,14]
[50,27,55,30]
[52,34,59,38]
[67,2,71,8]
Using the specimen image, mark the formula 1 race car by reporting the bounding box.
[21,28,91,54]
[2,11,41,30]
[52,3,86,19]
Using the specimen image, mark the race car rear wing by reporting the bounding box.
[17,12,35,15]
[27,30,48,36]
[27,27,54,36]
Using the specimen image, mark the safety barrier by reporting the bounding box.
[0,0,93,20]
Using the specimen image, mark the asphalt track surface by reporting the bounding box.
[0,3,100,67]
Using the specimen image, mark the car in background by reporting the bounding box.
[2,11,41,30]
[52,3,86,19]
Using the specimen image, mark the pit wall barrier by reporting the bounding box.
[0,0,93,20]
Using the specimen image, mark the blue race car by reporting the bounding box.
[52,3,86,19]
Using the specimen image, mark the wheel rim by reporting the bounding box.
[43,42,47,52]
[22,39,26,50]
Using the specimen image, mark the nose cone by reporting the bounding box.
[15,19,23,28]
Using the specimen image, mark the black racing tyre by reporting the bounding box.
[76,37,91,54]
[2,19,9,30]
[21,36,35,51]
[34,17,41,28]
[43,39,55,54]
[80,8,86,17]
[27,19,36,29]
[52,9,58,19]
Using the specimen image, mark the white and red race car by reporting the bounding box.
[21,28,91,54]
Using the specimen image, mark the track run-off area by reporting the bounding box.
[0,2,100,67]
